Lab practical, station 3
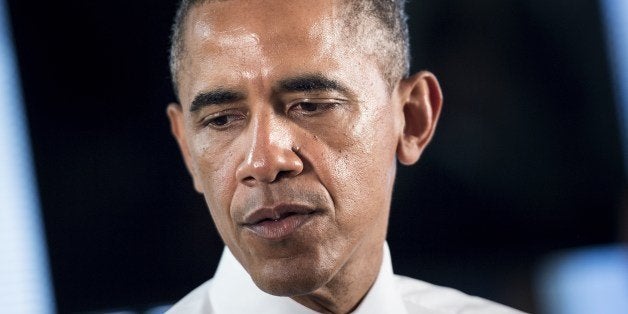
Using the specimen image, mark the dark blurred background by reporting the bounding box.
[5,0,626,313]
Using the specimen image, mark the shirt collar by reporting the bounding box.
[353,242,408,314]
[208,242,407,314]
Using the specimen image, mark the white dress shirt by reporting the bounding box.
[167,243,526,313]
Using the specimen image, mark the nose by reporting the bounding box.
[235,114,304,185]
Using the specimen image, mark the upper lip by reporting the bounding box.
[241,203,316,225]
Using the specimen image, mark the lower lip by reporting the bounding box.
[244,214,313,240]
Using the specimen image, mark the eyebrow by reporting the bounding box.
[189,89,245,112]
[277,74,349,94]
[188,75,348,112]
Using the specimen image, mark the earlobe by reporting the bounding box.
[166,103,203,193]
[396,71,443,165]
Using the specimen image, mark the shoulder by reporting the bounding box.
[393,275,527,314]
[166,279,214,314]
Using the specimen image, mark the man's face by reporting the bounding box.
[170,0,407,296]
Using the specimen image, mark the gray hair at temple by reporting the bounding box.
[168,0,411,99]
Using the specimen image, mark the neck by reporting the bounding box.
[290,241,384,314]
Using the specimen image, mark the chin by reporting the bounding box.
[249,259,333,296]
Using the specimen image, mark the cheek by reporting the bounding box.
[190,136,240,226]
[321,108,398,231]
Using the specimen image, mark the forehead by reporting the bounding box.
[187,0,346,37]
[187,0,349,54]
[177,0,384,104]
[185,0,346,62]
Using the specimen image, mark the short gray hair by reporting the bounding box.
[169,0,410,99]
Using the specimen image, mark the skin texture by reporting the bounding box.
[167,0,442,313]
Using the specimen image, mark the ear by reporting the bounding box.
[167,103,203,193]
[395,71,443,165]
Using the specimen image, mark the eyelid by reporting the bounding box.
[285,98,347,119]
[287,97,346,107]
[198,108,247,129]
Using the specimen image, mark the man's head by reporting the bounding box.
[166,0,441,311]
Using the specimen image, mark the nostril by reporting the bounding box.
[242,176,256,186]
[274,170,294,182]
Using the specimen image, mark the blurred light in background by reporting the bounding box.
[0,0,56,312]
[602,0,628,174]
[536,246,628,314]
[535,1,628,314]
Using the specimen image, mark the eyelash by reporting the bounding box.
[288,100,339,116]
[200,110,246,129]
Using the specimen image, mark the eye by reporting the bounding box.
[290,100,338,116]
[201,112,246,129]
[298,102,320,112]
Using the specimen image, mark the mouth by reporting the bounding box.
[241,204,317,240]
